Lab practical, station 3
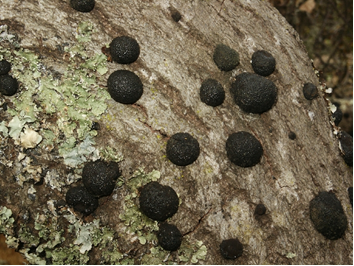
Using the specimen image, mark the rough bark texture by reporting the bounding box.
[0,0,352,265]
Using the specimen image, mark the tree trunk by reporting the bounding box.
[0,0,352,264]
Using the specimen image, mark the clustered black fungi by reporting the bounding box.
[107,70,143,104]
[109,36,140,64]
[348,187,353,207]
[309,191,347,240]
[231,73,277,114]
[166,132,200,166]
[0,59,11,75]
[157,223,182,251]
[219,238,243,260]
[70,0,95,12]
[199,79,225,107]
[288,131,296,140]
[0,74,19,96]
[332,103,343,126]
[302,83,318,100]
[226,131,263,167]
[139,181,179,221]
[65,186,98,215]
[254,204,266,215]
[339,131,353,166]
[251,50,276,76]
[213,44,240,72]
[82,160,121,197]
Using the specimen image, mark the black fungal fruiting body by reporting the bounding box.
[332,103,343,126]
[66,186,98,215]
[339,131,353,166]
[255,204,266,215]
[251,50,276,76]
[303,83,318,100]
[82,160,121,197]
[309,191,347,240]
[157,223,182,251]
[139,181,179,221]
[70,0,95,12]
[107,70,143,104]
[213,44,240,71]
[348,187,353,207]
[0,74,19,96]
[226,131,263,167]
[231,73,277,114]
[199,79,225,107]
[170,9,182,22]
[0,59,11,75]
[220,238,243,259]
[166,133,200,166]
[109,36,140,64]
[288,131,296,140]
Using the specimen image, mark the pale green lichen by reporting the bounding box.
[0,206,15,235]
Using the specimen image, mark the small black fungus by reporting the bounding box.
[339,131,353,166]
[139,181,179,221]
[70,0,95,12]
[254,204,266,215]
[309,191,347,240]
[109,36,140,64]
[91,121,100,130]
[82,160,121,197]
[220,238,243,260]
[226,131,263,167]
[251,50,276,76]
[200,79,225,107]
[288,131,296,140]
[170,9,182,22]
[213,44,240,71]
[107,70,143,104]
[303,83,318,100]
[348,187,353,207]
[332,103,343,126]
[0,59,11,75]
[231,73,277,114]
[166,132,200,166]
[157,223,182,251]
[0,74,19,96]
[66,186,98,215]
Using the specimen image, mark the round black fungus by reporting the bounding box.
[251,50,276,76]
[332,103,343,126]
[171,9,182,22]
[0,74,19,96]
[220,238,243,259]
[348,187,353,207]
[303,83,318,100]
[231,73,277,114]
[255,204,266,215]
[288,131,296,140]
[91,121,100,130]
[107,70,143,104]
[139,181,179,221]
[226,131,263,167]
[200,79,225,107]
[166,133,200,166]
[66,186,98,215]
[309,191,347,240]
[70,0,95,12]
[82,160,121,197]
[157,223,182,251]
[213,44,240,71]
[0,59,11,75]
[339,131,353,166]
[109,36,140,64]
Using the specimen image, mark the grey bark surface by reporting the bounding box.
[0,0,352,264]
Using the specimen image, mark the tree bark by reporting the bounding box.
[0,0,352,264]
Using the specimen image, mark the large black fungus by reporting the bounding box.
[109,36,140,64]
[0,74,19,96]
[348,187,353,207]
[70,0,95,12]
[303,83,318,100]
[139,181,179,221]
[339,131,353,166]
[157,223,182,251]
[0,59,11,75]
[82,160,121,197]
[66,186,98,215]
[251,50,276,76]
[226,131,263,167]
[107,70,143,104]
[170,8,182,22]
[309,191,347,240]
[213,44,240,71]
[231,73,277,114]
[199,79,225,107]
[166,133,200,166]
[254,204,266,215]
[332,103,343,126]
[220,238,243,259]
